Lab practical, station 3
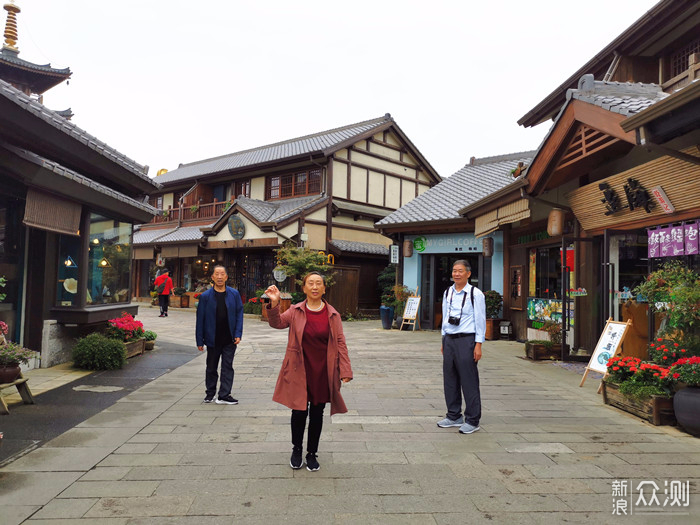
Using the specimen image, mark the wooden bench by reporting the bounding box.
[0,373,35,414]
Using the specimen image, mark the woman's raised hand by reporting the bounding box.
[265,285,280,307]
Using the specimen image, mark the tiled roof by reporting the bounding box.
[4,144,158,216]
[0,78,158,188]
[0,48,71,77]
[565,75,668,116]
[155,115,394,185]
[329,239,389,256]
[237,195,327,223]
[133,225,210,245]
[376,151,536,227]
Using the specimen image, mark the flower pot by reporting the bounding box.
[485,318,501,340]
[124,339,145,359]
[379,306,394,330]
[673,386,700,436]
[144,340,155,351]
[602,381,675,426]
[0,364,21,384]
[525,342,558,360]
[169,295,190,308]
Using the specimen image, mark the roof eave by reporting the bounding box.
[459,177,529,218]
[621,80,700,132]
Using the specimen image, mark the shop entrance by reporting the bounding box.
[420,254,488,330]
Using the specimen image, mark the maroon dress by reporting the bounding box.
[302,304,331,404]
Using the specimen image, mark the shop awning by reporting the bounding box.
[22,188,81,236]
[132,247,154,260]
[160,245,199,258]
[474,199,530,238]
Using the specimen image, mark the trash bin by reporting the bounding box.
[499,320,512,340]
[379,306,395,330]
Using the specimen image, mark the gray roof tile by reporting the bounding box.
[155,115,394,185]
[329,239,389,256]
[376,151,535,227]
[565,74,667,116]
[0,78,157,188]
[5,144,158,216]
[236,195,326,223]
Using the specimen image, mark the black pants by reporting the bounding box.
[205,342,236,398]
[158,294,169,315]
[291,403,326,453]
[442,334,481,426]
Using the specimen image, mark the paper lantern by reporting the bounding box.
[482,237,494,257]
[403,239,413,258]
[547,208,566,236]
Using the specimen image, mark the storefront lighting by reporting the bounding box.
[98,257,112,268]
[92,238,100,245]
[64,256,77,268]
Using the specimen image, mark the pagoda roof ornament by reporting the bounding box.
[3,0,20,51]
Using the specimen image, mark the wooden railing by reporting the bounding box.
[151,200,232,224]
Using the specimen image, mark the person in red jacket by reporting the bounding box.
[154,268,174,317]
[265,272,353,472]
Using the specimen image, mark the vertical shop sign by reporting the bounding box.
[528,249,537,297]
[685,221,699,255]
[659,226,673,257]
[648,228,660,258]
[670,224,685,256]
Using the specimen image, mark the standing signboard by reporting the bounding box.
[580,317,632,390]
[400,295,421,331]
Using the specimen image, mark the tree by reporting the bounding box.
[274,243,335,287]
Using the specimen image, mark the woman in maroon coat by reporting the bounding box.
[265,272,353,472]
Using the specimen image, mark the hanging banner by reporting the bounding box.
[670,224,685,256]
[647,228,660,258]
[659,226,673,257]
[685,221,699,256]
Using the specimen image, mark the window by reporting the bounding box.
[231,179,250,199]
[266,169,321,200]
[86,214,132,305]
[669,37,700,78]
[148,196,163,209]
[56,234,81,307]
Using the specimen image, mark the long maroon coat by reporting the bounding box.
[267,301,353,415]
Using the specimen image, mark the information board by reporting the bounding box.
[580,318,632,388]
[402,297,421,320]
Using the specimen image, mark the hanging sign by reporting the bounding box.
[685,221,699,255]
[651,186,675,214]
[390,245,399,264]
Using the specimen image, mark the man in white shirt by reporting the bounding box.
[437,260,486,434]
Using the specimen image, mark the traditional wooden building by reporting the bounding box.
[134,114,441,314]
[376,152,535,329]
[466,0,700,357]
[0,2,159,366]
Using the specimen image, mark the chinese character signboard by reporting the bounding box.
[611,479,690,516]
[685,221,698,255]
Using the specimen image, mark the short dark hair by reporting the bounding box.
[212,264,227,274]
[453,260,471,272]
[302,271,326,286]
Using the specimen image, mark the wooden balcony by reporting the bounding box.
[151,200,232,224]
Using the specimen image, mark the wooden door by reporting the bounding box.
[325,265,359,316]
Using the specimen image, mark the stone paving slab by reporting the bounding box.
[3,309,700,524]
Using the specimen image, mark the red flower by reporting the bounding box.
[673,373,680,379]
[674,343,679,347]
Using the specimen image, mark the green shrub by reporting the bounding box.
[243,299,262,315]
[143,330,157,341]
[73,333,126,370]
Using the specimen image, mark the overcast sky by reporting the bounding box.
[12,0,660,179]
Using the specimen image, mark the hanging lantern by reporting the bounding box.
[547,208,566,236]
[482,237,494,257]
[403,239,413,258]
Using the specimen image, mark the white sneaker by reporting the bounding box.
[459,422,480,434]
[437,416,464,428]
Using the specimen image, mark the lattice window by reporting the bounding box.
[231,179,250,199]
[670,37,700,78]
[266,169,322,200]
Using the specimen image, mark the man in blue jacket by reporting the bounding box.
[196,265,244,404]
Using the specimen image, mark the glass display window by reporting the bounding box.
[86,213,132,305]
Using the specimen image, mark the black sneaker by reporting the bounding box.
[216,395,238,405]
[305,453,320,472]
[290,447,303,469]
[203,395,214,403]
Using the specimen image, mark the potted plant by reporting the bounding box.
[73,333,127,370]
[484,290,503,340]
[106,312,146,358]
[0,341,37,383]
[143,330,158,351]
[602,356,675,426]
[190,204,200,215]
[0,320,8,346]
[669,356,700,436]
[170,287,190,308]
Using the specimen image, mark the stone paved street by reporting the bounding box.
[1,305,699,524]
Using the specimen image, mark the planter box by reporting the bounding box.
[170,295,190,308]
[525,342,558,360]
[485,318,501,340]
[124,339,145,359]
[602,381,675,426]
